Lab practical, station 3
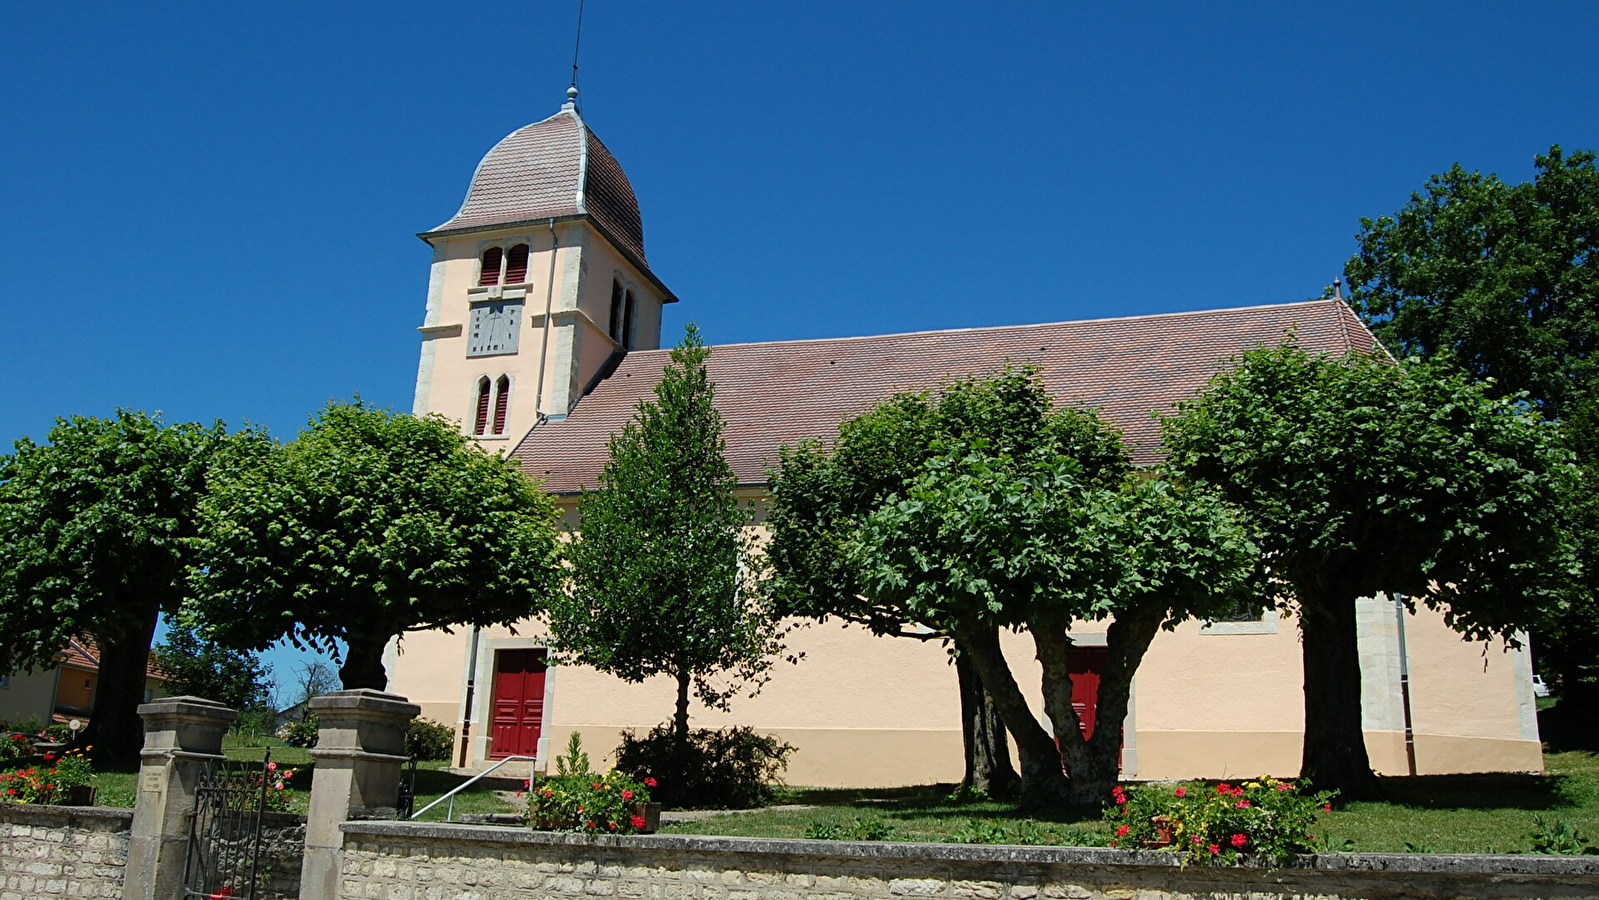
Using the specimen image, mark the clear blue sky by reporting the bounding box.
[3,2,1595,695]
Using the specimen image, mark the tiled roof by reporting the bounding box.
[57,637,165,680]
[425,107,647,264]
[511,299,1380,493]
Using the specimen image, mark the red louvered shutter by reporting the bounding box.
[492,376,511,435]
[473,378,491,435]
[478,247,503,286]
[504,244,529,284]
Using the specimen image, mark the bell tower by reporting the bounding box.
[411,88,676,448]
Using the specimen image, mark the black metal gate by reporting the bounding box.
[181,750,272,900]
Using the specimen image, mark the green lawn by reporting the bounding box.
[661,751,1599,855]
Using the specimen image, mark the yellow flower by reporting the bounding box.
[1244,781,1261,789]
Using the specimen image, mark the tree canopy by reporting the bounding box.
[1346,145,1598,419]
[189,399,562,689]
[551,326,784,740]
[1162,343,1576,796]
[0,411,238,758]
[768,370,1260,807]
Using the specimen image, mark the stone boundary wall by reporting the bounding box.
[0,804,131,900]
[250,811,309,900]
[340,822,1599,900]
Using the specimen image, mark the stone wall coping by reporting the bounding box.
[137,696,237,720]
[340,820,1599,879]
[0,803,134,829]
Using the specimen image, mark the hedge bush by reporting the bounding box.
[406,717,455,761]
[614,725,795,809]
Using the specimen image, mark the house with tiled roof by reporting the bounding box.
[387,93,1542,786]
[0,638,164,727]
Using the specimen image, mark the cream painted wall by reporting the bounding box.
[0,668,58,723]
[411,219,667,453]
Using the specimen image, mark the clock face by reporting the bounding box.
[468,300,523,357]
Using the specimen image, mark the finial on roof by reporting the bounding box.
[1333,276,1343,300]
[563,85,579,111]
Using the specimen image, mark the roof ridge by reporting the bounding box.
[635,299,1346,356]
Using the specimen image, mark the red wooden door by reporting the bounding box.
[490,649,547,759]
[1067,646,1107,739]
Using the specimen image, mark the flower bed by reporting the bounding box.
[1106,776,1335,865]
[0,745,97,805]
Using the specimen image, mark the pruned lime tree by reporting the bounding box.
[189,399,562,689]
[768,370,1260,808]
[1346,145,1599,731]
[1162,344,1577,798]
[551,326,784,741]
[0,411,243,759]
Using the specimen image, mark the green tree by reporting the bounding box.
[767,371,1129,798]
[1346,145,1598,420]
[153,620,272,711]
[1162,344,1576,797]
[769,371,1259,807]
[0,411,238,759]
[189,399,562,689]
[1346,145,1599,729]
[552,326,784,741]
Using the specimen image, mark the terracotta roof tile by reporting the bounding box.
[57,637,165,680]
[511,299,1380,493]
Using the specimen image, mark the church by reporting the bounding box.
[384,90,1543,787]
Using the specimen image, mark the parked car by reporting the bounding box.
[1532,675,1552,698]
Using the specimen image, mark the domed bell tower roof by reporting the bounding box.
[424,96,648,267]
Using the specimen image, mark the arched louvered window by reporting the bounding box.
[492,376,511,435]
[608,279,624,343]
[473,377,492,435]
[504,244,529,284]
[478,247,504,287]
[621,289,636,349]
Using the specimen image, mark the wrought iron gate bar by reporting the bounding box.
[180,749,271,900]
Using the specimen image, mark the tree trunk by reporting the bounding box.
[1034,608,1164,808]
[1299,587,1382,800]
[952,622,1070,809]
[338,633,392,690]
[955,635,1020,798]
[83,602,162,761]
[673,669,691,742]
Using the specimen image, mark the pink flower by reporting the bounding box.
[267,762,277,771]
[644,777,657,787]
[1208,844,1220,855]
[1231,834,1247,848]
[1190,836,1202,845]
[1216,783,1231,794]
[1235,800,1250,809]
[621,789,634,800]
[1115,825,1129,837]
[1275,783,1291,791]
[1174,787,1186,798]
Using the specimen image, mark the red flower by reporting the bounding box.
[1323,803,1333,812]
[631,815,646,830]
[1190,836,1202,845]
[621,789,634,800]
[1115,825,1129,838]
[587,821,596,829]
[1235,800,1250,809]
[1275,783,1291,791]
[644,777,657,788]
[1174,787,1186,798]
[1216,783,1231,794]
[592,782,603,790]
[608,822,617,831]
[43,754,55,762]
[1208,844,1220,855]
[1108,840,1118,849]
[1230,834,1247,848]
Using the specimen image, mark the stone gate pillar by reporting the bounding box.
[300,689,419,900]
[123,696,237,900]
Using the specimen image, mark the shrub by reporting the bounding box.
[528,733,655,834]
[1106,777,1335,866]
[614,725,795,810]
[41,724,72,743]
[0,732,36,763]
[805,815,895,841]
[279,715,319,748]
[406,718,455,761]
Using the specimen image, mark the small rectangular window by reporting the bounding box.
[0,674,10,689]
[467,300,523,357]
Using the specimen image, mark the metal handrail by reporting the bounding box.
[409,755,537,822]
